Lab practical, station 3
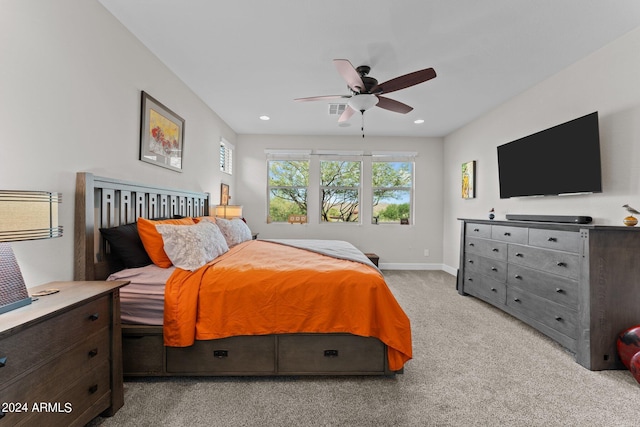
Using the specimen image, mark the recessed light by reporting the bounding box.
[259,115,270,121]
[414,119,425,124]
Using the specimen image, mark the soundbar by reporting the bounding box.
[505,214,592,224]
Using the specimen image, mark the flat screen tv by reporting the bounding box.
[497,112,602,199]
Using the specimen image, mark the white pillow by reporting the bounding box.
[215,218,252,247]
[155,220,229,271]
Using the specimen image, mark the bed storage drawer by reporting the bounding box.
[166,335,276,374]
[278,334,386,374]
[122,326,165,375]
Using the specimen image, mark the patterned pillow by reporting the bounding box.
[214,218,252,247]
[155,220,229,271]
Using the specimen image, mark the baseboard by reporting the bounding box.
[379,262,452,272]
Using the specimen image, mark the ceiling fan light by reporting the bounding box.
[348,94,378,112]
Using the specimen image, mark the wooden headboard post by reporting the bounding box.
[74,172,210,281]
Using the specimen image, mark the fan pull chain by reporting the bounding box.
[361,111,365,138]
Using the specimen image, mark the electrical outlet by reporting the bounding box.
[424,249,430,257]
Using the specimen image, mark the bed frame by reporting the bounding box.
[74,172,398,376]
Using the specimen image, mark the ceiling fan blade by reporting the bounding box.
[372,67,436,94]
[333,59,366,93]
[294,95,350,102]
[375,96,413,114]
[338,105,356,122]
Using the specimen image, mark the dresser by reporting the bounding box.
[457,219,640,370]
[0,280,129,426]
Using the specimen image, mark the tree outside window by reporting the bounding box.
[320,160,361,222]
[372,161,413,224]
[267,160,308,222]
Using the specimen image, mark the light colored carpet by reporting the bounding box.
[89,270,640,426]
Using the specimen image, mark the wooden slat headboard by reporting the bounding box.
[74,172,210,281]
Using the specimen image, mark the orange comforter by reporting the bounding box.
[163,240,412,370]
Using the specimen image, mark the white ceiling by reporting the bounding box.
[99,0,640,138]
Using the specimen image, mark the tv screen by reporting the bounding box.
[497,112,602,199]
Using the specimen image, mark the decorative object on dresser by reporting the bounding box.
[0,191,62,314]
[0,280,129,425]
[622,204,639,226]
[74,172,407,377]
[139,91,185,172]
[457,218,640,371]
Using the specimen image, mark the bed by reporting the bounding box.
[74,172,411,376]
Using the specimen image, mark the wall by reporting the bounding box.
[0,0,236,286]
[236,134,445,269]
[442,26,640,270]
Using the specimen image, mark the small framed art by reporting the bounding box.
[462,160,476,199]
[139,91,185,172]
[220,183,230,206]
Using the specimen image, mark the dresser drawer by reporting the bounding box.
[465,237,507,261]
[278,334,385,374]
[166,335,276,374]
[1,330,110,409]
[491,225,528,244]
[507,264,578,307]
[8,362,112,427]
[528,228,581,253]
[463,273,506,307]
[465,223,491,239]
[465,253,507,282]
[506,288,577,338]
[0,296,110,385]
[508,244,579,279]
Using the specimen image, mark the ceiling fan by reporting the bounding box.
[294,59,437,124]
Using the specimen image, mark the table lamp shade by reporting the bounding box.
[0,191,62,314]
[214,205,243,219]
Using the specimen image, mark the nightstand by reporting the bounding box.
[0,280,129,426]
[364,253,379,267]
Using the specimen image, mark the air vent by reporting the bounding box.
[328,103,347,116]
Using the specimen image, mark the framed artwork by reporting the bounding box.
[462,160,476,199]
[139,91,185,172]
[220,183,230,205]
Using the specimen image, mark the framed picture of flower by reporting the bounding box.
[139,91,185,172]
[462,160,476,199]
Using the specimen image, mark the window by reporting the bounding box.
[220,138,233,174]
[320,160,361,222]
[267,159,309,223]
[372,160,413,224]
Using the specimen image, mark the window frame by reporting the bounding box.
[371,155,415,225]
[219,138,234,175]
[266,151,311,224]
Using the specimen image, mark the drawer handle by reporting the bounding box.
[515,252,523,257]
[213,350,229,358]
[491,267,498,271]
[490,287,497,292]
[473,228,480,232]
[548,237,557,242]
[0,356,6,368]
[514,274,522,279]
[89,313,100,321]
[513,298,521,303]
[555,316,563,322]
[467,278,473,282]
[88,384,99,394]
[492,248,499,252]
[324,349,339,358]
[555,288,564,294]
[88,348,99,358]
[468,259,474,264]
[468,242,475,247]
[556,262,567,267]
[504,232,511,236]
